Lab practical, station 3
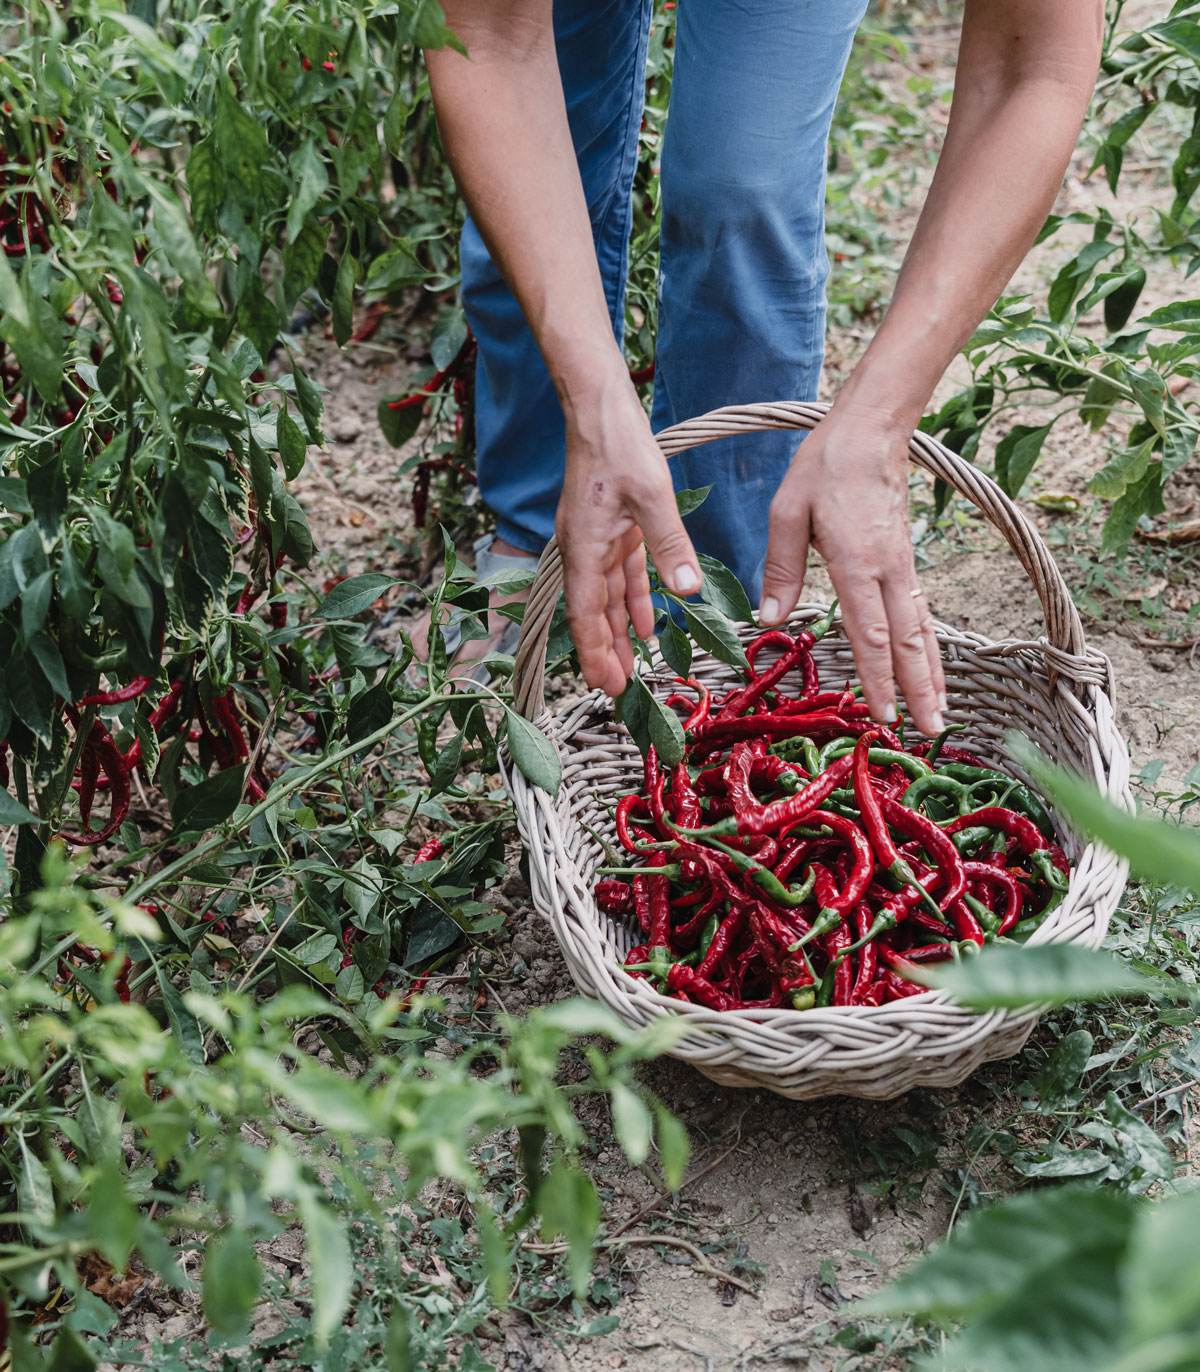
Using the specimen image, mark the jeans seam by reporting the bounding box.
[590,0,653,330]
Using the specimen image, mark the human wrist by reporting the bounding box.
[548,335,632,418]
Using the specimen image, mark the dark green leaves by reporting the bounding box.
[203,1227,262,1338]
[171,766,245,835]
[858,1187,1134,1370]
[994,423,1052,498]
[616,671,685,768]
[697,554,754,624]
[504,706,562,795]
[682,601,748,673]
[317,573,397,619]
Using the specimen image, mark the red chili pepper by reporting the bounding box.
[665,963,746,1011]
[963,861,1028,935]
[718,635,811,720]
[689,712,874,762]
[61,720,130,847]
[79,674,153,707]
[826,922,855,1006]
[211,693,250,763]
[850,905,879,1005]
[697,905,746,980]
[790,809,873,911]
[664,677,711,731]
[879,795,967,913]
[415,838,445,864]
[670,761,702,828]
[945,806,1049,856]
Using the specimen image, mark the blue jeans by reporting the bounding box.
[460,0,869,604]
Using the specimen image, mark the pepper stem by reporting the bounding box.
[787,906,842,952]
[598,865,683,880]
[889,858,946,923]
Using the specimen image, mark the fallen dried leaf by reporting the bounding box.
[1137,518,1200,546]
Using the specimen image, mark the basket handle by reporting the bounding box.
[511,400,1089,720]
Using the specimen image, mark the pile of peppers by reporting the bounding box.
[595,614,1070,1012]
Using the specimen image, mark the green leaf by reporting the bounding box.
[203,1227,261,1337]
[1142,300,1200,332]
[537,1158,601,1298]
[291,364,325,444]
[1102,466,1164,559]
[0,790,39,825]
[283,217,328,305]
[276,407,307,481]
[431,310,469,370]
[504,706,562,796]
[378,394,424,448]
[171,766,245,834]
[298,1188,353,1347]
[1150,16,1200,63]
[292,932,339,967]
[1090,436,1156,501]
[285,139,329,245]
[616,671,653,758]
[383,88,409,157]
[697,553,754,624]
[17,1131,54,1226]
[610,1085,653,1166]
[683,601,748,672]
[156,967,206,1064]
[1031,1028,1093,1105]
[45,1326,98,1372]
[675,485,713,517]
[994,423,1052,497]
[86,1157,138,1272]
[919,943,1164,1010]
[653,1103,689,1191]
[185,133,224,235]
[346,681,392,744]
[1012,736,1200,890]
[317,573,397,619]
[858,1184,1132,1321]
[332,250,357,347]
[236,271,279,364]
[364,240,426,293]
[658,616,692,680]
[647,689,686,768]
[1125,1189,1200,1344]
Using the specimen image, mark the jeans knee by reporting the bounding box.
[662,169,829,297]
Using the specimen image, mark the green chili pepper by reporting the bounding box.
[700,834,817,908]
[787,906,842,951]
[901,773,972,815]
[819,738,933,780]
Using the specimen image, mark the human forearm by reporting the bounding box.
[424,6,700,695]
[839,0,1104,430]
[424,4,626,406]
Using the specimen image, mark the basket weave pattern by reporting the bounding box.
[502,402,1132,1099]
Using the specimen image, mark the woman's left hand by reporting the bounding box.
[758,406,946,737]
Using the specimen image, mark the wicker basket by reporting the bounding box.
[502,401,1132,1100]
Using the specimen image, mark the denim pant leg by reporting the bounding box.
[651,0,870,604]
[462,0,653,557]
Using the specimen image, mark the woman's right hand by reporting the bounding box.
[556,365,702,698]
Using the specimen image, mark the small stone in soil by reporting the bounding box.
[331,414,364,443]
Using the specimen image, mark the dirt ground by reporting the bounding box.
[263,8,1200,1370]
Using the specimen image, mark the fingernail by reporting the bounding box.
[674,564,701,595]
[938,692,948,714]
[760,597,780,624]
[931,711,945,733]
[883,702,898,724]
